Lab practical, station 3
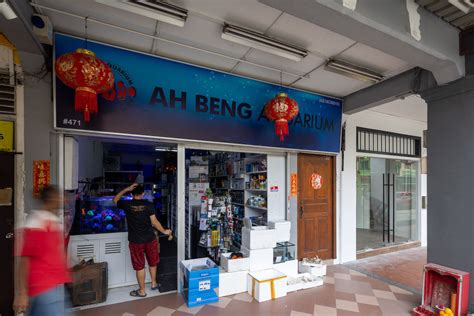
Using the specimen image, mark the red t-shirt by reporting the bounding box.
[16,210,71,297]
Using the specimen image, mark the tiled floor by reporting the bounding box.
[76,265,421,316]
[345,247,427,293]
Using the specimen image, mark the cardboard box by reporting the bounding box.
[274,260,298,278]
[241,246,273,272]
[220,253,250,272]
[242,227,276,250]
[247,269,287,302]
[298,261,327,277]
[218,268,248,297]
[180,258,219,307]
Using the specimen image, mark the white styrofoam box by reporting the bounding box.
[64,136,79,190]
[298,261,327,277]
[218,268,249,297]
[287,277,304,292]
[268,220,291,230]
[221,253,250,272]
[242,227,276,250]
[302,276,324,289]
[268,221,291,242]
[241,246,273,272]
[273,260,298,278]
[247,269,287,302]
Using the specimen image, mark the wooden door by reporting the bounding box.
[0,153,15,316]
[297,154,334,260]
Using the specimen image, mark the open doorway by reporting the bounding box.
[65,136,178,307]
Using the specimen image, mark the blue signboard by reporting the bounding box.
[55,33,342,152]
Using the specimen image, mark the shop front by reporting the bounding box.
[54,33,342,306]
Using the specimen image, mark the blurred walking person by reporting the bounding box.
[13,186,71,316]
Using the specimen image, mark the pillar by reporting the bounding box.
[421,76,474,310]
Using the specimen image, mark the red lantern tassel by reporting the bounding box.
[275,119,289,141]
[76,87,98,123]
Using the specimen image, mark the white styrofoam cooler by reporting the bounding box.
[220,253,250,272]
[218,268,248,297]
[273,260,298,278]
[247,269,287,302]
[287,273,324,292]
[298,261,327,277]
[268,221,291,242]
[242,227,276,250]
[241,246,273,272]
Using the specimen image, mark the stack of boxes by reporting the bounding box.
[183,220,326,306]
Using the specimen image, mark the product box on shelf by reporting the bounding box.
[268,221,291,242]
[180,258,219,308]
[412,263,470,316]
[242,227,276,250]
[247,269,287,302]
[299,261,327,277]
[220,253,250,272]
[241,246,273,272]
[218,268,248,297]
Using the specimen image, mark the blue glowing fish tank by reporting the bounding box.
[71,194,155,235]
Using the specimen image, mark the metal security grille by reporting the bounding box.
[357,127,421,158]
[0,83,15,114]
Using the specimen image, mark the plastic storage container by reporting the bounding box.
[273,242,295,263]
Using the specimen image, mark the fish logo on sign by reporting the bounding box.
[310,173,322,190]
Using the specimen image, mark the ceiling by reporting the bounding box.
[416,0,474,30]
[27,0,414,98]
[367,95,427,123]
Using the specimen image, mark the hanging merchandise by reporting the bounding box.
[264,92,299,141]
[55,48,114,123]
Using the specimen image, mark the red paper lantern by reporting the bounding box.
[264,92,299,141]
[55,48,114,123]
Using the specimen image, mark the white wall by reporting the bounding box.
[21,51,57,213]
[267,154,287,223]
[339,109,427,263]
[77,136,104,181]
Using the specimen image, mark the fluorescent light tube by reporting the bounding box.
[221,23,308,62]
[95,0,187,27]
[155,147,177,152]
[325,59,384,83]
[0,1,17,20]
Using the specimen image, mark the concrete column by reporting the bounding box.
[421,76,474,310]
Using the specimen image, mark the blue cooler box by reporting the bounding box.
[180,258,219,307]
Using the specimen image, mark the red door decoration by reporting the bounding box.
[55,48,115,123]
[310,173,322,190]
[33,160,50,197]
[264,92,299,141]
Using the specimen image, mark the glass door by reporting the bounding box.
[356,157,418,251]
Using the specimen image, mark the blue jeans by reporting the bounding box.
[27,285,69,316]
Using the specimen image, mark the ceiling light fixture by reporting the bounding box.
[155,147,177,152]
[448,0,474,14]
[325,59,384,83]
[95,0,187,27]
[221,23,308,62]
[0,0,17,20]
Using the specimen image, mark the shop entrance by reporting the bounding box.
[184,148,287,263]
[0,153,14,316]
[297,154,335,260]
[66,136,178,299]
[356,157,419,251]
